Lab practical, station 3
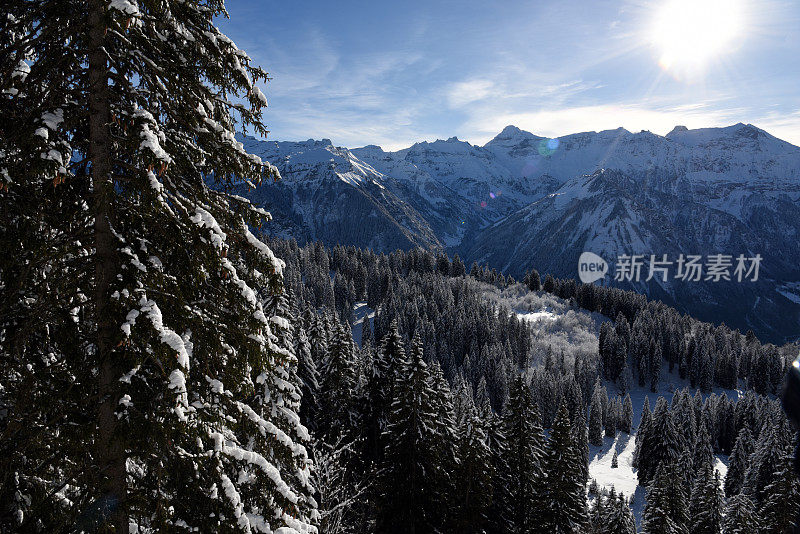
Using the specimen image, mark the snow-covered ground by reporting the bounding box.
[588,369,740,524]
[351,301,375,346]
[516,309,558,323]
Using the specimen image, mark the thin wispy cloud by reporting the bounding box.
[221,0,800,149]
[446,79,495,108]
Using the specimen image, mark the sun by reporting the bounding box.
[650,0,744,78]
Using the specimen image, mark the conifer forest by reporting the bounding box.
[2,0,800,533]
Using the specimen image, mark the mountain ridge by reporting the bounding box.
[232,123,800,343]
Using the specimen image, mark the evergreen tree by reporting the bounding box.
[605,397,617,438]
[641,461,689,534]
[375,332,453,533]
[486,409,510,533]
[499,375,547,532]
[543,274,556,293]
[759,450,800,534]
[544,402,588,533]
[451,400,493,533]
[0,1,316,529]
[524,269,542,291]
[743,421,784,506]
[722,493,760,534]
[724,427,754,497]
[605,493,637,534]
[650,341,663,392]
[451,254,466,277]
[295,322,320,432]
[364,321,405,459]
[318,319,359,442]
[693,421,715,474]
[689,467,723,534]
[589,490,609,534]
[633,395,652,469]
[637,397,681,485]
[308,311,330,367]
[360,310,374,349]
[589,391,604,446]
[573,410,591,484]
[621,394,634,434]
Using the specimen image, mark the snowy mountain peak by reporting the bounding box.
[485,124,543,147]
[668,125,689,136]
[358,144,384,152]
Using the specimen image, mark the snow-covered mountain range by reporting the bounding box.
[234,123,800,344]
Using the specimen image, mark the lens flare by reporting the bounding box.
[538,138,559,156]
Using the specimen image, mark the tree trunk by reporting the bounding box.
[88,0,127,531]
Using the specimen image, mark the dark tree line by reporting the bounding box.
[268,239,799,533]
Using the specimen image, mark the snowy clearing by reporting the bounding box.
[351,301,375,346]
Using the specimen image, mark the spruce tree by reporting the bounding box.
[637,397,681,485]
[451,400,493,533]
[759,449,800,534]
[544,402,588,533]
[722,493,760,534]
[621,394,634,434]
[724,427,754,497]
[605,493,637,534]
[605,397,618,438]
[689,467,723,534]
[641,461,689,534]
[743,421,784,506]
[364,321,405,460]
[485,408,510,533]
[589,392,604,446]
[589,490,609,534]
[1,0,316,530]
[573,410,591,484]
[375,332,452,533]
[693,421,715,474]
[524,269,542,291]
[318,319,359,442]
[499,374,547,532]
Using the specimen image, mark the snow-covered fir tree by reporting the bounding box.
[589,389,604,446]
[451,386,493,533]
[722,493,760,534]
[637,397,681,485]
[374,332,453,533]
[0,0,317,531]
[599,490,636,534]
[641,461,689,534]
[743,421,785,506]
[621,393,634,434]
[317,318,359,442]
[759,448,800,534]
[689,466,723,534]
[724,426,754,496]
[544,402,588,533]
[497,374,548,532]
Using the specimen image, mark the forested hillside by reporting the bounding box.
[262,237,800,533]
[2,0,799,531]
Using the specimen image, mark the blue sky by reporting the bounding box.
[220,0,800,150]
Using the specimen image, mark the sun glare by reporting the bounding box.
[651,0,744,79]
